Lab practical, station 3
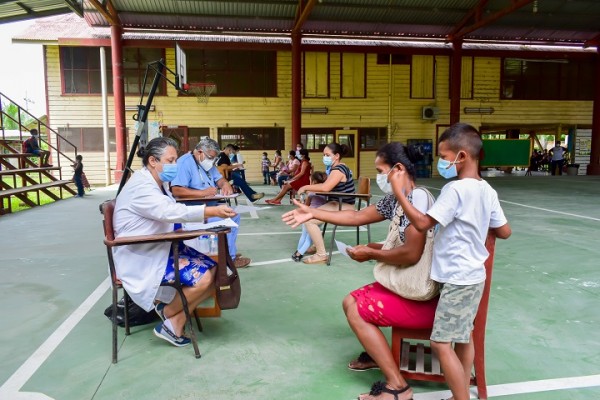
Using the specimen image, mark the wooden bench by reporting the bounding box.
[0,180,74,213]
[0,153,43,169]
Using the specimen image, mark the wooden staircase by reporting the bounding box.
[1,92,78,215]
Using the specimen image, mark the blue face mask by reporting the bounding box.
[159,163,178,182]
[323,155,333,167]
[437,153,460,179]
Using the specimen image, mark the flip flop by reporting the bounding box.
[358,381,412,400]
[348,351,379,371]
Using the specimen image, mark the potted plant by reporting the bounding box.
[564,152,580,176]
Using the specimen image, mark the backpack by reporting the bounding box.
[23,138,33,153]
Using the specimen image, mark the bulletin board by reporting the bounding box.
[480,139,531,167]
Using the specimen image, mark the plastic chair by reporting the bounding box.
[100,199,212,363]
[390,232,497,400]
[315,176,372,265]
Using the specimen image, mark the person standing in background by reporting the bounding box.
[261,152,271,184]
[72,154,84,197]
[549,141,568,176]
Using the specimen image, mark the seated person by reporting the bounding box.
[24,129,51,166]
[282,142,438,399]
[277,150,300,187]
[265,148,311,205]
[269,150,283,185]
[216,144,264,202]
[170,137,251,269]
[287,143,355,264]
[113,137,237,347]
[291,171,328,262]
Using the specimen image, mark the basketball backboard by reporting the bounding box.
[175,42,187,90]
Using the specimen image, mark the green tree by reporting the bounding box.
[1,102,33,130]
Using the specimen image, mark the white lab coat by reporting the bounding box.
[112,167,206,311]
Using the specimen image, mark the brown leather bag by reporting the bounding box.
[213,231,242,309]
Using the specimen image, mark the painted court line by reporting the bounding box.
[0,277,111,400]
[500,200,600,222]
[414,374,600,399]
[238,227,366,236]
[421,185,599,222]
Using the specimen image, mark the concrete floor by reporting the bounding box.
[1,174,599,400]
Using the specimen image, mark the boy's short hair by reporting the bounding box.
[439,123,482,159]
[311,171,327,184]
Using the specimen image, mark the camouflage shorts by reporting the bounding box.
[430,282,484,344]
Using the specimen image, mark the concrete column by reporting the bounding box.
[111,25,126,181]
[449,40,463,125]
[291,32,301,148]
[587,49,600,175]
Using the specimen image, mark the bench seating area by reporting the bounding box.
[0,140,77,215]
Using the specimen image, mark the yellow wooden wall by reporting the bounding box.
[45,46,594,184]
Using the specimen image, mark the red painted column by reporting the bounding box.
[111,25,126,181]
[291,32,301,148]
[449,39,463,125]
[587,49,600,175]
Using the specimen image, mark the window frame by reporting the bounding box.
[340,52,367,99]
[217,127,284,150]
[303,52,330,98]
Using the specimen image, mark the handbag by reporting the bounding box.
[373,187,439,301]
[213,233,242,309]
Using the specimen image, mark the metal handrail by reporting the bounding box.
[0,92,78,172]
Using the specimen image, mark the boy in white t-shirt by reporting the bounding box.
[390,123,511,400]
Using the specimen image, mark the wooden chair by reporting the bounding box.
[390,232,497,400]
[314,176,372,265]
[100,199,222,363]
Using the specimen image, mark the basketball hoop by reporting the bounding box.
[184,83,216,103]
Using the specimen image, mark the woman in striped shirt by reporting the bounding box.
[296,142,356,264]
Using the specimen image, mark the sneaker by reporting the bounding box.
[251,192,265,202]
[154,302,166,322]
[234,256,251,268]
[153,323,190,347]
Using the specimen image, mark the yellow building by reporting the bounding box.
[16,14,596,184]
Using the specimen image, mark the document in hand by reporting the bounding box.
[335,240,353,257]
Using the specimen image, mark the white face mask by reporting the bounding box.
[199,155,214,171]
[376,172,393,194]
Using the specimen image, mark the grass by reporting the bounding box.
[1,175,76,214]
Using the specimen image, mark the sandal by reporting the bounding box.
[302,254,327,264]
[265,199,282,205]
[348,351,379,371]
[291,251,303,262]
[358,381,412,400]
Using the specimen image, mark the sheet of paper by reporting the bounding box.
[233,204,271,213]
[212,193,240,199]
[183,218,239,231]
[335,240,353,258]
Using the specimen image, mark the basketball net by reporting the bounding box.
[185,83,216,103]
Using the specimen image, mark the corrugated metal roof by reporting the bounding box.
[0,0,82,24]
[4,0,600,47]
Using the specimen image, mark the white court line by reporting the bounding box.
[413,374,600,399]
[412,185,599,222]
[237,227,366,236]
[0,277,110,400]
[500,200,600,222]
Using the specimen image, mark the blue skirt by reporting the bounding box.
[162,242,216,286]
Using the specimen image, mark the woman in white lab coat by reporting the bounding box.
[113,137,236,347]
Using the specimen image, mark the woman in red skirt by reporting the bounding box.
[265,148,311,205]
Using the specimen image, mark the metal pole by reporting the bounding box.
[100,46,112,186]
[116,61,165,195]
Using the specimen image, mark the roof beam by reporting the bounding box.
[584,32,600,48]
[15,1,32,14]
[447,0,535,42]
[293,0,317,34]
[64,0,83,18]
[87,0,119,26]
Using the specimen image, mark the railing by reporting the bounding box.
[0,91,78,173]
